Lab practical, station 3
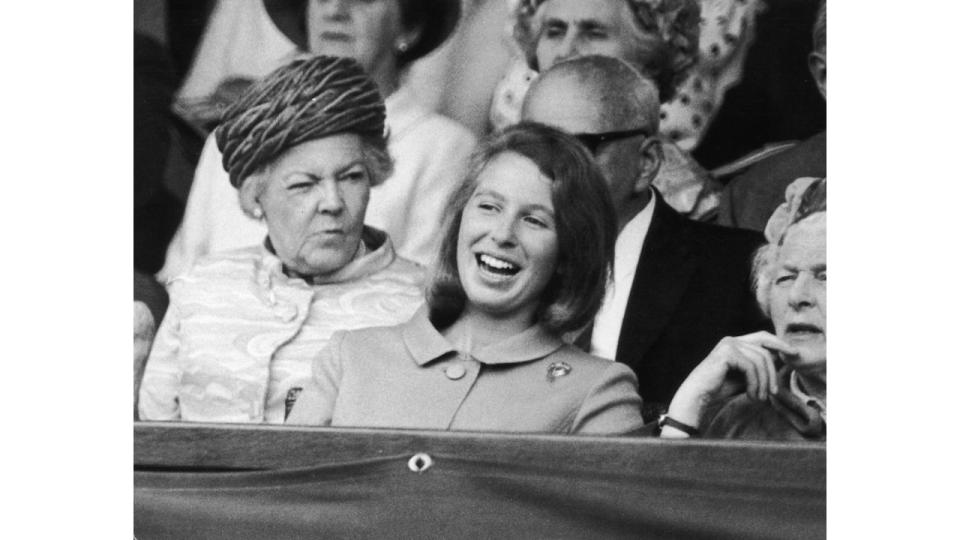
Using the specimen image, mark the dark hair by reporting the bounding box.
[266,0,461,71]
[394,0,460,70]
[427,122,618,335]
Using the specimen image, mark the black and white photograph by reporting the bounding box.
[12,0,959,538]
[131,0,827,537]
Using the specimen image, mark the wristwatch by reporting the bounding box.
[657,414,700,437]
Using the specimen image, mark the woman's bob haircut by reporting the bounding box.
[426,122,618,335]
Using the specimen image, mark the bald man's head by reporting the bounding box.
[521,55,663,230]
[522,55,660,135]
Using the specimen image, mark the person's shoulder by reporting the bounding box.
[171,246,261,283]
[552,345,638,381]
[193,245,262,268]
[388,255,427,278]
[727,132,826,197]
[375,254,428,290]
[674,209,765,254]
[399,110,477,147]
[335,321,409,353]
[341,323,403,339]
[691,220,764,246]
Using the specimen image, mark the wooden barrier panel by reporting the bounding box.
[135,422,825,539]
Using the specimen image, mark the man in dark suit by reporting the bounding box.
[522,56,767,419]
[716,1,826,233]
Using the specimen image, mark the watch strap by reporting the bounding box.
[658,414,701,437]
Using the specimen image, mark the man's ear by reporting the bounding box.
[808,51,826,100]
[634,136,662,194]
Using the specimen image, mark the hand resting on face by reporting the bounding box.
[662,331,799,437]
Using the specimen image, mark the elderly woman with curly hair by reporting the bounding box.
[138,56,425,424]
[287,122,646,434]
[489,0,731,219]
[660,178,826,441]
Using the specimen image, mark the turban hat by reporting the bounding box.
[215,55,387,188]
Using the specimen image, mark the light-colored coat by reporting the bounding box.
[139,231,424,424]
[287,308,646,435]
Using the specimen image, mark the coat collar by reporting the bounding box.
[402,306,565,367]
[771,367,827,437]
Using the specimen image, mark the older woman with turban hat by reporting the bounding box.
[138,56,425,424]
[660,178,826,441]
[160,0,476,279]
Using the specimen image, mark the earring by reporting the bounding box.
[396,41,409,53]
[252,207,263,219]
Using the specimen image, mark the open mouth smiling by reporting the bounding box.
[476,253,520,276]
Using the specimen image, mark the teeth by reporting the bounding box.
[479,254,518,271]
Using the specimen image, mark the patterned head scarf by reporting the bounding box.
[215,55,387,188]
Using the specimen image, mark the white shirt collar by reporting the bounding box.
[589,192,657,360]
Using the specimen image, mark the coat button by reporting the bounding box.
[444,364,466,380]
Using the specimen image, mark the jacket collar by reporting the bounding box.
[771,367,827,437]
[402,306,565,367]
[789,370,826,422]
[615,190,698,364]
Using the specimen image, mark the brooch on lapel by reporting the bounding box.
[547,362,572,382]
